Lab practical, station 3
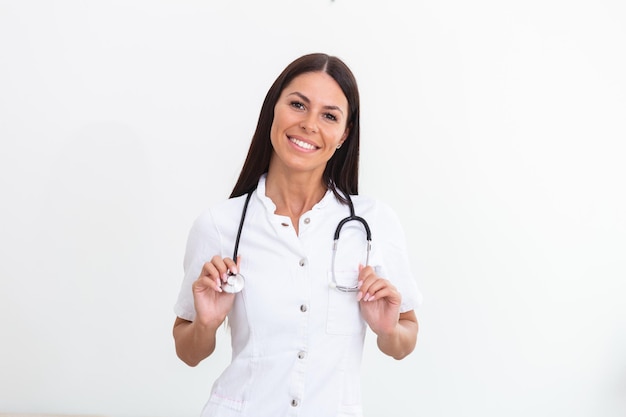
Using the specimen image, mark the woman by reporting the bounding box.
[173,53,422,417]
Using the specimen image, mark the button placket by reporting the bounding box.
[289,235,309,413]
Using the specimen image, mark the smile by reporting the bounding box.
[288,137,318,150]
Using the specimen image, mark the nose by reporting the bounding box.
[300,115,318,133]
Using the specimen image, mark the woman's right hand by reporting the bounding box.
[191,255,240,328]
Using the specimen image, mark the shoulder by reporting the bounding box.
[199,194,248,221]
[350,194,400,219]
[188,195,249,237]
[183,195,249,262]
[349,194,407,239]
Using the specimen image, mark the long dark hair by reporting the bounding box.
[229,53,360,204]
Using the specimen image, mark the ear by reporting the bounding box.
[339,126,350,146]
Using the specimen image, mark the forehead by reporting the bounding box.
[281,72,348,109]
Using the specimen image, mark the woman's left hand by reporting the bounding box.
[357,265,402,337]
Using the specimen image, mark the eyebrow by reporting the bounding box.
[287,92,345,115]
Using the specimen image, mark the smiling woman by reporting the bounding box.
[171,53,422,417]
[268,71,350,227]
[271,72,349,160]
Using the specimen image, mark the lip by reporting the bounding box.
[287,135,319,151]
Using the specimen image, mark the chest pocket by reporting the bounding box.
[326,270,366,335]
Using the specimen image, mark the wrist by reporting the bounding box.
[193,316,223,335]
[375,322,400,340]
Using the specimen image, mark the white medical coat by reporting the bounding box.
[174,176,422,417]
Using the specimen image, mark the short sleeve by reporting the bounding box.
[375,202,423,313]
[173,209,222,322]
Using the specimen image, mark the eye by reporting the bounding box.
[323,113,338,122]
[290,101,305,110]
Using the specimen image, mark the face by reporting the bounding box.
[269,71,349,176]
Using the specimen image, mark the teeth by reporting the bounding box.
[290,137,316,150]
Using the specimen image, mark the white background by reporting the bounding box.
[1,1,625,416]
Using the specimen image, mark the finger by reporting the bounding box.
[361,278,397,302]
[223,257,239,275]
[193,275,223,293]
[201,261,223,287]
[364,282,401,304]
[359,279,383,302]
[210,256,231,282]
[357,266,379,301]
[357,264,377,283]
[363,285,393,302]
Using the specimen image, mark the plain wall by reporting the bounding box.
[1,1,625,416]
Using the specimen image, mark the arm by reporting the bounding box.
[358,265,419,360]
[173,316,220,367]
[173,256,238,367]
[375,310,418,360]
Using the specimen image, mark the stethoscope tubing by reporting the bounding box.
[227,189,372,294]
[331,204,372,292]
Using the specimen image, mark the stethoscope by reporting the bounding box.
[222,189,372,294]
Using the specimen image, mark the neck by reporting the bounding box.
[265,169,327,221]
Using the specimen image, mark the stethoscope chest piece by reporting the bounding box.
[223,272,245,293]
